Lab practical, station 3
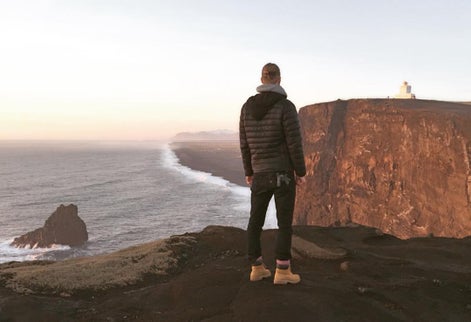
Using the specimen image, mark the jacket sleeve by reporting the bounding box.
[282,102,306,177]
[239,105,253,176]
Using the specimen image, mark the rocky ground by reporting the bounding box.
[1,225,470,322]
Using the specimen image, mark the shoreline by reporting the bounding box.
[170,140,247,187]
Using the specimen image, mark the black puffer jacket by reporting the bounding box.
[239,88,306,177]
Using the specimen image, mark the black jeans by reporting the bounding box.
[247,171,296,262]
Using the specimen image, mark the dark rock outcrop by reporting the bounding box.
[295,99,471,238]
[11,204,88,248]
[1,225,471,321]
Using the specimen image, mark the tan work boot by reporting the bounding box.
[250,264,271,281]
[273,266,301,285]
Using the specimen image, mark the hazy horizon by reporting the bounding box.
[1,0,470,140]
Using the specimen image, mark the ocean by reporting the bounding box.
[0,141,277,263]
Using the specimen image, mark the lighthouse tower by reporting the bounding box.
[395,81,416,99]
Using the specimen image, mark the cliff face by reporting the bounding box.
[295,99,471,238]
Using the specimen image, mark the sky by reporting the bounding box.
[1,0,470,140]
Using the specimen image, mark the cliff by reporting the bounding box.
[295,99,471,238]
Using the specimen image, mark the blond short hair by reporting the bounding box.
[261,63,280,84]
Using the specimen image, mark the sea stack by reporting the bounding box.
[11,204,88,248]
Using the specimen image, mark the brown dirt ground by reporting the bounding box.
[1,225,470,322]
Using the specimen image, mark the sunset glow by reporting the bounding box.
[1,0,470,140]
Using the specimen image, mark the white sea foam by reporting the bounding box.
[161,144,234,189]
[0,142,279,263]
[0,239,70,264]
[162,144,277,229]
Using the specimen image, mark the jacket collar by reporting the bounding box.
[256,84,287,97]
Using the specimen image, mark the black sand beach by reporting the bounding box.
[170,140,246,186]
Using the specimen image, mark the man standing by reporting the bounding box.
[239,63,306,284]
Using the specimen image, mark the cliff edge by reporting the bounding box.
[1,225,470,321]
[295,99,471,238]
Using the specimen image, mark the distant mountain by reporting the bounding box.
[172,129,238,141]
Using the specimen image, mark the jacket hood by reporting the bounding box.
[245,84,287,121]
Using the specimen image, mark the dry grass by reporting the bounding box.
[291,235,347,260]
[0,235,197,295]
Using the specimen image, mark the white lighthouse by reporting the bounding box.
[395,81,416,99]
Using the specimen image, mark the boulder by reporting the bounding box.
[295,99,471,238]
[11,204,88,248]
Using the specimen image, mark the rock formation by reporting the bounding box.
[11,204,88,248]
[295,99,471,238]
